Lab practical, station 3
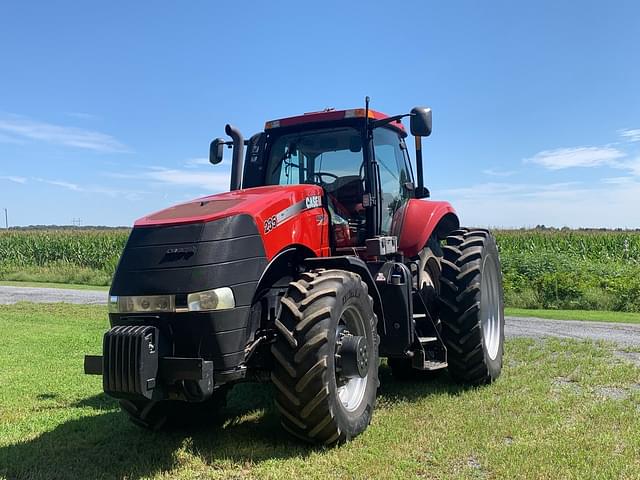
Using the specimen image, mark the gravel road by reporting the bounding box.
[0,285,106,305]
[505,316,640,347]
[2,285,640,346]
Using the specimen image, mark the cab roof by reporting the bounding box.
[265,108,406,136]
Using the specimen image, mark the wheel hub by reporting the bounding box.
[336,332,368,379]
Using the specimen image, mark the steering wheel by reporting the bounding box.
[314,171,339,185]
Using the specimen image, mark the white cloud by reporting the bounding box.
[0,175,27,184]
[619,128,640,142]
[601,176,635,185]
[106,161,231,192]
[482,168,516,177]
[436,180,640,228]
[525,146,625,170]
[36,178,82,191]
[33,177,144,200]
[624,157,640,176]
[0,115,128,153]
[440,181,583,201]
[143,167,230,191]
[184,157,212,167]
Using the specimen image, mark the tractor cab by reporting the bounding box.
[213,106,434,255]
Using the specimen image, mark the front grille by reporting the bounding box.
[103,325,159,399]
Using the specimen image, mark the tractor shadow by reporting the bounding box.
[1,368,473,480]
[377,363,477,402]
[0,383,315,480]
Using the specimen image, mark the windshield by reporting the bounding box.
[266,127,364,187]
[266,126,367,248]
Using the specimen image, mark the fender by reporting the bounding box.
[396,199,459,258]
[254,245,316,300]
[304,256,386,337]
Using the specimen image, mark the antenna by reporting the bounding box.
[364,96,370,129]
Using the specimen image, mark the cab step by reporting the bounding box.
[418,336,438,344]
[411,348,448,371]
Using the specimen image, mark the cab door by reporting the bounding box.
[372,128,414,237]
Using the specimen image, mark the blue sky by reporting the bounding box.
[1,1,639,228]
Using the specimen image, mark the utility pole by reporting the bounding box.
[3,208,7,229]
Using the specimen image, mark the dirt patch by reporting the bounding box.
[552,376,582,394]
[593,387,629,400]
[614,350,640,367]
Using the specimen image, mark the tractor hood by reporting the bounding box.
[113,183,327,300]
[135,184,324,228]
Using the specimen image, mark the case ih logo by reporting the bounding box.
[305,195,321,209]
[162,246,196,262]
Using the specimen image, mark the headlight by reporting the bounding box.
[187,287,235,311]
[108,288,235,313]
[108,294,175,314]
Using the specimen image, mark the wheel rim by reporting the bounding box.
[480,254,502,360]
[335,305,369,412]
[417,250,440,296]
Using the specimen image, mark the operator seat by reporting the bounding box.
[324,175,364,216]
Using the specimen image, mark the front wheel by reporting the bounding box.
[271,269,379,445]
[439,228,505,384]
[119,387,229,430]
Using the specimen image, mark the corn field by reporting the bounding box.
[495,230,640,263]
[0,229,129,286]
[1,228,639,311]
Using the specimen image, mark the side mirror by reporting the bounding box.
[410,107,432,137]
[415,185,430,199]
[209,138,225,165]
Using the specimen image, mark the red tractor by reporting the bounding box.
[85,100,505,444]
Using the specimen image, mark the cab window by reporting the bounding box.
[373,128,412,235]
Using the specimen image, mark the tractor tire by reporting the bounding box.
[119,399,168,431]
[120,388,229,430]
[415,237,443,316]
[271,269,379,445]
[439,228,505,384]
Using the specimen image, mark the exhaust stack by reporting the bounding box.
[225,124,244,191]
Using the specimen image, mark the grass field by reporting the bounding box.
[1,303,639,479]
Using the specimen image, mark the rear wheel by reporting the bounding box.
[439,228,504,384]
[415,238,443,314]
[271,269,379,445]
[390,240,443,381]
